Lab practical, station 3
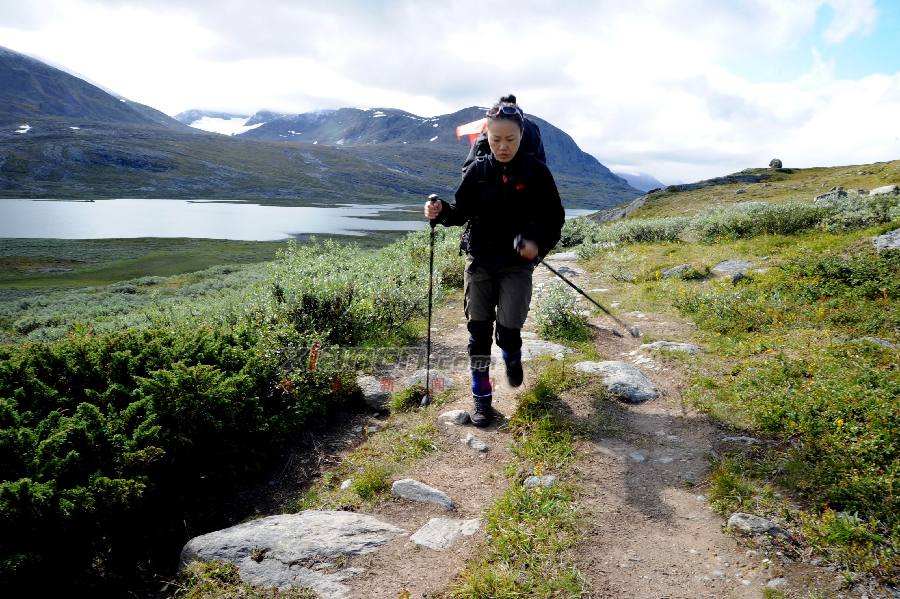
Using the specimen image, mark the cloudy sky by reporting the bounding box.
[2,0,899,183]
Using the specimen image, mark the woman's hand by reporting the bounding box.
[424,195,442,220]
[518,238,539,261]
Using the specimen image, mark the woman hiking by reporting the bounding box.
[424,95,565,427]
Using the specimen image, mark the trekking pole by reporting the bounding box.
[421,194,440,407]
[515,234,640,338]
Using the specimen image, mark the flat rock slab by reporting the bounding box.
[869,184,899,195]
[410,517,480,550]
[547,251,579,261]
[391,478,455,510]
[660,263,693,278]
[180,510,405,598]
[555,265,585,276]
[873,228,899,252]
[711,259,753,277]
[639,340,701,354]
[573,360,659,403]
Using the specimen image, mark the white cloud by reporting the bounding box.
[0,0,896,183]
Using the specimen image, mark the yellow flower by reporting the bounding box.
[835,418,844,428]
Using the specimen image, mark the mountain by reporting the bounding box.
[614,170,665,192]
[240,106,641,205]
[0,46,640,208]
[0,45,190,131]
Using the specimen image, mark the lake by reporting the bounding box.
[0,198,598,240]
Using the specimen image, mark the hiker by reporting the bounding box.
[460,93,546,175]
[424,95,565,427]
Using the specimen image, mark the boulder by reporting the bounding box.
[726,512,778,535]
[523,474,558,488]
[409,517,480,550]
[391,479,454,509]
[639,340,701,354]
[179,510,405,598]
[356,375,390,410]
[873,228,899,252]
[572,360,658,403]
[814,187,848,204]
[769,158,782,169]
[869,184,899,196]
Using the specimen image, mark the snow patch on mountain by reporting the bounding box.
[189,116,264,136]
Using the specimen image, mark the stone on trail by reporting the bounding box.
[555,265,585,276]
[356,375,390,410]
[439,409,470,425]
[766,577,788,589]
[726,512,778,535]
[391,478,455,510]
[573,360,659,403]
[639,340,701,355]
[339,479,353,490]
[462,432,488,453]
[410,517,480,550]
[873,228,899,252]
[179,510,405,598]
[523,474,558,488]
[720,436,761,445]
[547,251,579,261]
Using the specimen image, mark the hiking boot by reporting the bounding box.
[471,396,494,428]
[504,355,523,387]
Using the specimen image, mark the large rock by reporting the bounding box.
[356,375,390,410]
[391,479,455,509]
[869,184,899,196]
[726,512,778,535]
[179,510,405,598]
[639,340,701,354]
[711,259,753,278]
[814,187,848,204]
[768,158,782,169]
[409,517,480,550]
[873,228,899,252]
[573,360,658,403]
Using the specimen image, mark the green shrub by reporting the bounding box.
[388,383,425,413]
[350,464,391,500]
[818,194,899,232]
[690,201,830,241]
[534,282,592,343]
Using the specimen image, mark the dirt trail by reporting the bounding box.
[319,255,835,598]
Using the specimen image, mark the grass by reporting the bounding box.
[292,404,447,512]
[450,360,587,598]
[173,560,316,598]
[629,160,900,218]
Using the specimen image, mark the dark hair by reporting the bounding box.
[486,94,524,131]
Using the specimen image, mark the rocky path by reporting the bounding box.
[179,253,849,598]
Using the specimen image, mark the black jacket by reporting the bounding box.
[461,117,546,175]
[435,151,565,268]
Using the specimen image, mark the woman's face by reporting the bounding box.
[487,119,522,163]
